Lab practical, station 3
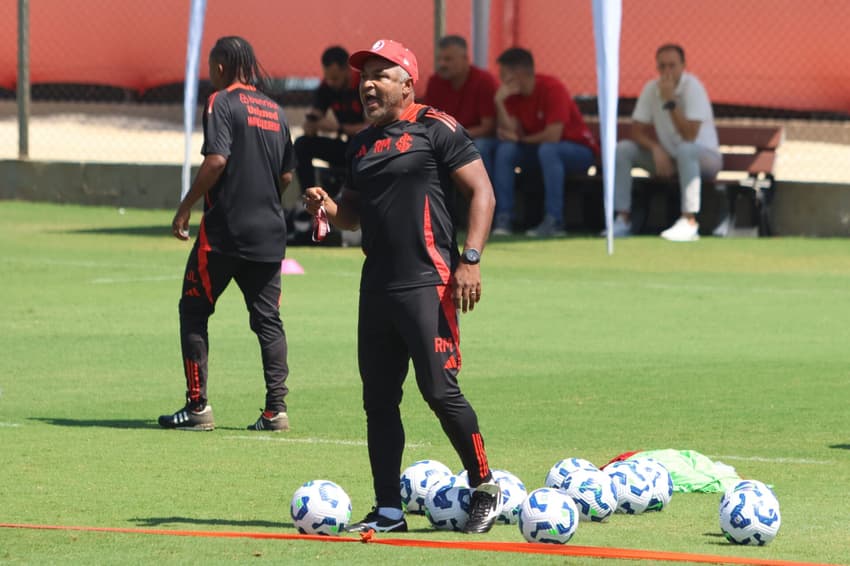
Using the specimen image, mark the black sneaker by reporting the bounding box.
[346,508,408,533]
[158,404,214,431]
[463,481,502,534]
[247,410,289,432]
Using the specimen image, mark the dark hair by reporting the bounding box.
[656,43,685,64]
[438,35,468,51]
[210,36,270,91]
[321,46,349,68]
[496,47,534,70]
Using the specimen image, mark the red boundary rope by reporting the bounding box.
[0,522,834,566]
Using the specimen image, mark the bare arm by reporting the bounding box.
[669,109,701,142]
[451,158,496,313]
[521,122,563,144]
[632,121,675,178]
[302,186,361,231]
[172,154,227,240]
[280,171,293,191]
[631,121,660,151]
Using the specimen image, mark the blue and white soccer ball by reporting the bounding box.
[400,459,452,514]
[290,480,352,535]
[518,488,580,544]
[424,475,471,531]
[559,468,618,522]
[492,469,528,525]
[605,460,654,514]
[719,480,781,545]
[545,457,599,490]
[631,458,674,512]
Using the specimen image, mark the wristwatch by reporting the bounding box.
[663,100,677,111]
[461,248,481,265]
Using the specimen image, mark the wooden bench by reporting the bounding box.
[583,120,784,235]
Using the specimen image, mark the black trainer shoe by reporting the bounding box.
[158,404,214,431]
[247,410,289,432]
[346,508,408,533]
[463,481,502,534]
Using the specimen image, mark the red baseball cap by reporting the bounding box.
[349,39,419,83]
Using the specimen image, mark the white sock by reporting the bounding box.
[377,506,404,520]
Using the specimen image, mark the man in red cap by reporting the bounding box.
[303,39,502,535]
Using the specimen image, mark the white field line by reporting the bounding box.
[0,422,21,428]
[2,257,147,269]
[91,275,180,284]
[712,454,833,465]
[224,435,430,449]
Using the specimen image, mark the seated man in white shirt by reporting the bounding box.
[610,44,722,241]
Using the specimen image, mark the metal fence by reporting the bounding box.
[2,0,849,183]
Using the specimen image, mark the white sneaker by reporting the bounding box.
[661,218,700,242]
[601,217,632,238]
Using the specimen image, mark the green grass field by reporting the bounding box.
[1,201,848,565]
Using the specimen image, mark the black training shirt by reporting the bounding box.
[314,73,363,126]
[345,103,480,292]
[200,84,294,262]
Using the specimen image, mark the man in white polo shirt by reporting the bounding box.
[609,44,721,241]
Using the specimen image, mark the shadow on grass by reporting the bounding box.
[829,443,850,450]
[61,225,171,238]
[131,516,294,530]
[30,417,158,429]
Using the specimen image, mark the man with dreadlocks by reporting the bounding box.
[158,36,295,432]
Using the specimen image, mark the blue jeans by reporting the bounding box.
[472,137,498,183]
[492,141,595,224]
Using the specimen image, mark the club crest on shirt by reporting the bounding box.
[395,132,413,153]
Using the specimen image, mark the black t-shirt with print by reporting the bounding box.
[345,103,480,292]
[201,84,294,262]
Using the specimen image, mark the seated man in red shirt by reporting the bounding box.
[492,48,598,237]
[424,35,498,177]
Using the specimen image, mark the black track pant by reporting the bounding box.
[179,240,289,412]
[293,135,348,189]
[358,285,492,508]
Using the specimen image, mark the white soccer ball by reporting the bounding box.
[492,469,528,525]
[719,480,781,545]
[631,458,674,512]
[400,459,452,514]
[545,457,599,489]
[290,480,352,535]
[559,468,618,522]
[424,475,471,531]
[518,488,580,544]
[605,460,654,514]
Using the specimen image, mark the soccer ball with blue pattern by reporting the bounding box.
[630,458,674,512]
[492,469,528,524]
[518,488,579,544]
[290,480,352,535]
[558,468,618,522]
[605,460,654,514]
[545,457,598,491]
[424,475,471,531]
[719,480,781,545]
[400,459,452,514]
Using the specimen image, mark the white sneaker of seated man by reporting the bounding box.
[661,217,700,242]
[601,216,632,238]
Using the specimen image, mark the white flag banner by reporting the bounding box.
[181,0,207,200]
[592,0,622,255]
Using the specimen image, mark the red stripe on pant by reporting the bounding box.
[185,358,200,402]
[472,432,490,481]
